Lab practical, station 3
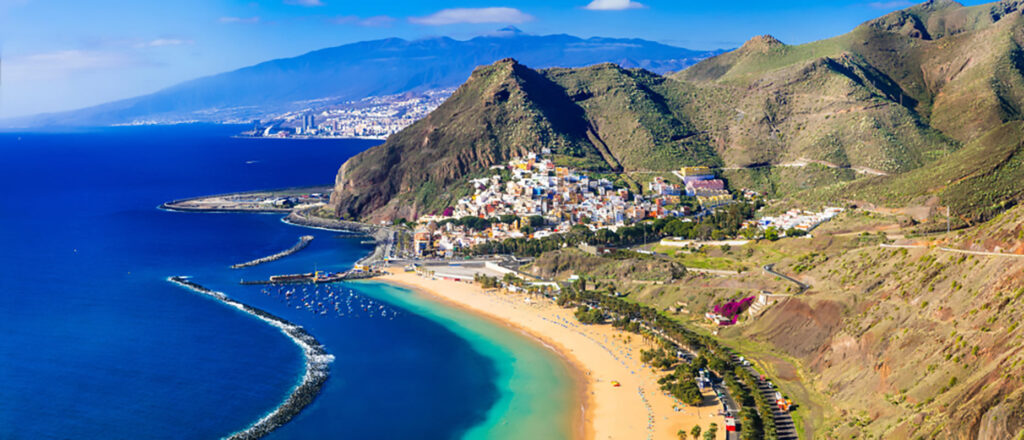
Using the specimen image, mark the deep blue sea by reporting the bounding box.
[0,125,573,440]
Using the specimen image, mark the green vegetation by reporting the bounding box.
[657,364,704,405]
[556,284,778,439]
[467,202,761,257]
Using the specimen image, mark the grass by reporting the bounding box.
[674,254,751,272]
[716,335,835,440]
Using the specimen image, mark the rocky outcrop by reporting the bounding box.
[975,389,1024,440]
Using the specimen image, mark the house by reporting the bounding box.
[579,242,613,256]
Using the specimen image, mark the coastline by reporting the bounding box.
[161,192,722,438]
[376,268,728,440]
[167,276,333,440]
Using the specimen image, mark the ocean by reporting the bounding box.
[0,125,574,440]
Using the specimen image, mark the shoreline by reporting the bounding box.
[167,276,333,440]
[373,272,590,440]
[376,268,728,440]
[159,185,332,214]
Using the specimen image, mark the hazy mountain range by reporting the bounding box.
[8,27,724,127]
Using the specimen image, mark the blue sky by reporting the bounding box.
[0,0,988,118]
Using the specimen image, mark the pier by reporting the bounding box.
[231,235,314,269]
[240,269,382,285]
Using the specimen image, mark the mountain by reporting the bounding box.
[329,58,731,221]
[326,3,1024,438]
[13,30,725,127]
[331,0,1024,226]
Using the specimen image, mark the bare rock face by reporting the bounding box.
[739,35,785,53]
[975,390,1024,440]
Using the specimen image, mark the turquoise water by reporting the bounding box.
[360,282,577,440]
[0,125,574,439]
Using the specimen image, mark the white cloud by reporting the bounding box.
[409,7,533,26]
[219,16,260,24]
[866,1,913,9]
[284,0,324,6]
[583,0,645,11]
[329,15,395,27]
[5,50,147,81]
[133,38,194,48]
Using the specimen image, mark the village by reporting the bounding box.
[411,151,741,257]
[410,152,845,259]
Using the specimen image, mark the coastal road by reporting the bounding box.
[738,362,797,440]
[644,326,746,439]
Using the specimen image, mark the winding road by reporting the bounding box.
[762,264,809,294]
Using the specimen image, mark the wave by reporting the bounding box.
[167,276,333,439]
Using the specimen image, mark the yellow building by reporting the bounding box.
[698,194,732,207]
[680,166,713,177]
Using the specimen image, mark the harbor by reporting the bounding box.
[240,269,382,285]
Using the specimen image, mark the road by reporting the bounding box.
[762,264,809,294]
[645,326,745,440]
[735,359,798,440]
[879,243,1024,258]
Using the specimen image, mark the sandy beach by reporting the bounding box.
[380,268,727,440]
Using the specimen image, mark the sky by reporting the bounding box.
[0,0,990,118]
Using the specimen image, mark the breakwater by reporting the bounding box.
[232,236,314,269]
[167,276,333,440]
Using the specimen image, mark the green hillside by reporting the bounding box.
[332,0,1024,226]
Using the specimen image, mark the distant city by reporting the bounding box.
[242,88,455,140]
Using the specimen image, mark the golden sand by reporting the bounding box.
[381,268,727,440]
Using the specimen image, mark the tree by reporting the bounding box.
[764,226,780,241]
[785,227,807,237]
[575,306,605,324]
[691,425,701,439]
[502,272,522,286]
[677,430,688,440]
[704,423,718,440]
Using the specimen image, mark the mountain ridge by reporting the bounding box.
[8,33,726,128]
[329,0,1024,228]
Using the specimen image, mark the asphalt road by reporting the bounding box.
[763,264,809,294]
[740,362,798,440]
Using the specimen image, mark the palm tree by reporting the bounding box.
[677,429,688,440]
[691,425,701,439]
